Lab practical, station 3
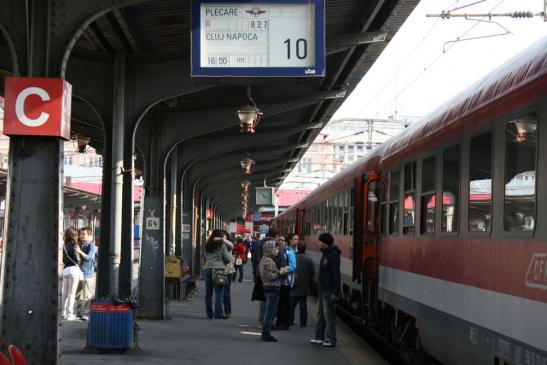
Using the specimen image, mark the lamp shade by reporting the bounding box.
[240,158,255,174]
[237,104,263,134]
[241,180,251,192]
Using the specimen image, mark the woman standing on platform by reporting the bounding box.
[203,230,232,319]
[259,240,288,342]
[61,228,82,321]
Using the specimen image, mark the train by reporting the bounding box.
[275,36,547,365]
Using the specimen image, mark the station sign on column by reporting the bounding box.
[192,0,325,77]
[3,77,72,139]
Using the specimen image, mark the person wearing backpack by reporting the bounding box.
[233,238,247,282]
[75,227,97,321]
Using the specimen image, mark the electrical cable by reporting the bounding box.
[356,0,461,116]
[374,0,507,116]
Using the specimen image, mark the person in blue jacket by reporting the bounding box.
[75,227,97,321]
[310,233,340,347]
[273,234,296,330]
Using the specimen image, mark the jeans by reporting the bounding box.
[258,301,266,321]
[262,291,280,336]
[204,268,225,319]
[234,264,244,282]
[223,277,232,314]
[315,291,337,345]
[276,285,291,327]
[290,295,308,326]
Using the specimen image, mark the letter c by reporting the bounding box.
[15,87,50,127]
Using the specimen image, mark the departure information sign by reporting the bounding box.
[192,0,325,77]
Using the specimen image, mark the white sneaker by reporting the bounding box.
[80,315,89,321]
[310,339,323,345]
[66,315,78,321]
[322,340,335,347]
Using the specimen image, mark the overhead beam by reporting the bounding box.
[326,31,387,55]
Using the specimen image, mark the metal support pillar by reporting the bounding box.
[168,153,177,256]
[119,132,134,298]
[109,55,126,296]
[174,182,182,257]
[138,114,165,319]
[97,138,112,297]
[0,3,63,363]
[0,137,63,364]
[181,175,193,271]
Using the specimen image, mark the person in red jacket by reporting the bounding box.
[233,238,248,282]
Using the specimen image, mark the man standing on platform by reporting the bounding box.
[310,233,340,347]
[75,227,97,321]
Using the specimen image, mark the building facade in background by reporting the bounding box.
[282,118,409,190]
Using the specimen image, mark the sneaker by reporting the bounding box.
[322,340,335,347]
[66,315,78,321]
[310,339,323,345]
[80,315,89,321]
[261,335,278,342]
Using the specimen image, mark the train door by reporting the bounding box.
[362,173,381,318]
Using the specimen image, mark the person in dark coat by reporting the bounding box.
[310,233,341,347]
[290,241,315,327]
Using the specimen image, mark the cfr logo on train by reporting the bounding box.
[3,77,72,139]
[525,253,547,290]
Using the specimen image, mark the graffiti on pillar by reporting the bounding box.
[146,209,160,230]
[145,234,160,251]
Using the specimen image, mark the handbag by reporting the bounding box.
[212,267,228,285]
[235,257,243,266]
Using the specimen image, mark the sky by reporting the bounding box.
[332,0,547,122]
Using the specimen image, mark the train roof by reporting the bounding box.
[381,35,547,166]
[277,144,385,218]
[276,36,547,220]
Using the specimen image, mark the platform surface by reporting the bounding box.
[61,272,389,365]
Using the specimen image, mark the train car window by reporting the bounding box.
[367,181,379,233]
[504,113,537,232]
[403,162,417,234]
[338,192,344,235]
[333,194,338,235]
[331,197,336,233]
[389,169,400,234]
[421,156,436,234]
[442,145,460,233]
[342,190,349,236]
[469,131,493,232]
[319,201,327,232]
[380,179,387,235]
[338,193,344,235]
[349,187,355,235]
[312,206,318,235]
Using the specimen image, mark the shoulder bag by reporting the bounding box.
[212,267,228,285]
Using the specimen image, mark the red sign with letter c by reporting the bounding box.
[3,77,71,139]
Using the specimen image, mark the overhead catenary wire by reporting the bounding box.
[374,0,508,116]
[356,0,461,117]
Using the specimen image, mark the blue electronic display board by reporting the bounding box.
[192,0,325,78]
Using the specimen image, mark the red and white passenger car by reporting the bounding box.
[276,36,547,365]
